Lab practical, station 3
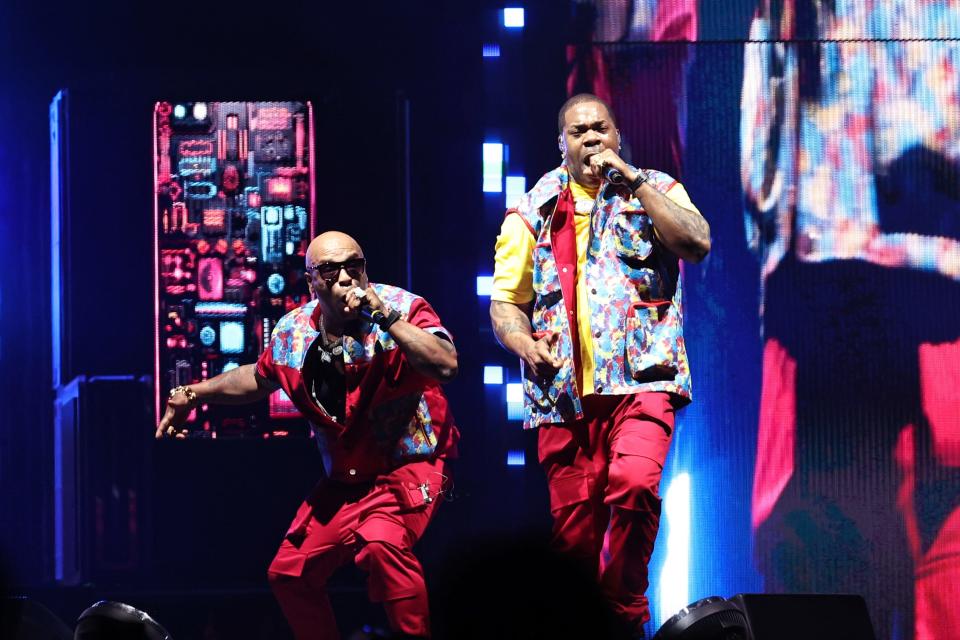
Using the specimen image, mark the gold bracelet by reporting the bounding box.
[169,385,198,406]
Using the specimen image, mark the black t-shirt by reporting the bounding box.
[302,336,346,425]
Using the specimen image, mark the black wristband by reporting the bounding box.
[379,309,402,331]
[628,170,650,192]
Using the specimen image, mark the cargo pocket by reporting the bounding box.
[546,469,592,513]
[606,409,673,512]
[625,300,679,383]
[384,464,434,516]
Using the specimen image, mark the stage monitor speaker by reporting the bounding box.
[729,593,875,640]
[75,601,171,640]
[0,596,73,640]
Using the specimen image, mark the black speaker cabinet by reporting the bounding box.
[729,593,876,640]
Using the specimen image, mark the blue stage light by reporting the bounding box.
[506,382,524,420]
[503,7,525,28]
[658,472,692,625]
[482,44,501,58]
[483,143,503,193]
[476,276,494,296]
[483,365,504,384]
[505,175,526,208]
[506,449,526,466]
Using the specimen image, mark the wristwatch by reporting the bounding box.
[376,308,402,331]
[628,169,650,192]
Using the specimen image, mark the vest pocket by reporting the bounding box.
[625,301,679,383]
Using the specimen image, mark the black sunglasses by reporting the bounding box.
[309,257,366,281]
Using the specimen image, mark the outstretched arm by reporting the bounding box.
[155,364,278,438]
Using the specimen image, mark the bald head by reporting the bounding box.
[304,231,369,314]
[306,231,364,269]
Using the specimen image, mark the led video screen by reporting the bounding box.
[567,3,960,638]
[153,100,315,436]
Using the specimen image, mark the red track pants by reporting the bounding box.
[267,458,447,639]
[538,391,676,632]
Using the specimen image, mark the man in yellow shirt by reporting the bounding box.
[490,94,710,637]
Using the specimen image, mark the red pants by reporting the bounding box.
[267,458,447,640]
[538,392,675,631]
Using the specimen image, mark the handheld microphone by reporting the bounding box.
[353,287,401,329]
[352,287,386,324]
[604,165,626,185]
[360,306,387,324]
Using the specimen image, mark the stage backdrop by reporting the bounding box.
[564,2,960,639]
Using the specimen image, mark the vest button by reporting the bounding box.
[348,468,357,476]
[591,288,597,295]
[561,267,568,273]
[594,330,601,338]
[596,384,604,392]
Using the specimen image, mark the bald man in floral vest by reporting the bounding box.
[159,231,459,640]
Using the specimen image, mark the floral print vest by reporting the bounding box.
[509,166,692,429]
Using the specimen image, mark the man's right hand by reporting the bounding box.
[153,366,275,439]
[521,331,564,380]
[490,300,564,380]
[155,390,194,439]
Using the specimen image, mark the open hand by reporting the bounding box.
[155,392,193,439]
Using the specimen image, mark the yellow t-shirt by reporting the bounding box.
[491,178,699,397]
